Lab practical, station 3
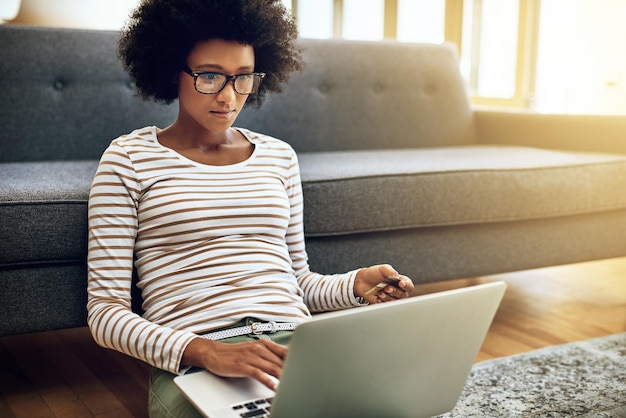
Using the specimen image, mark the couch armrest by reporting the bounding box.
[474,108,626,154]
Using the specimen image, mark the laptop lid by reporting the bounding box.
[174,281,506,418]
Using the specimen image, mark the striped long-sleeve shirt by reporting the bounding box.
[87,126,363,374]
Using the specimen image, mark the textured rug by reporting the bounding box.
[438,332,626,417]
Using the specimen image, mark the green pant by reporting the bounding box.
[148,320,293,418]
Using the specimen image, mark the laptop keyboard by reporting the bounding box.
[231,397,274,417]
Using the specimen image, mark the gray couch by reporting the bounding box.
[3,24,626,337]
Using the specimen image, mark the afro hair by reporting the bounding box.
[118,0,303,107]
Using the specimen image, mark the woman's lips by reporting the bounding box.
[210,110,236,119]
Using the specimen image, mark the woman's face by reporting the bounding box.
[178,39,255,134]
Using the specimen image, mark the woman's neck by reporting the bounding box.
[157,124,253,166]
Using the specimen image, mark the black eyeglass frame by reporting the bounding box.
[182,66,266,95]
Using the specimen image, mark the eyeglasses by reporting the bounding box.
[182,66,265,95]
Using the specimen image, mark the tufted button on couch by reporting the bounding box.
[3,24,626,336]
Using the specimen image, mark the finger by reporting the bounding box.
[249,341,287,370]
[378,290,402,301]
[389,276,414,293]
[206,340,285,380]
[385,288,409,299]
[250,355,283,380]
[400,275,414,291]
[376,292,389,302]
[263,339,289,359]
[378,264,399,279]
[222,346,284,387]
[246,365,281,391]
[382,282,411,300]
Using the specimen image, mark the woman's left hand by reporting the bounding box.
[354,264,414,304]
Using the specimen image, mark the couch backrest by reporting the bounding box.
[0,25,476,162]
[0,24,178,163]
[237,38,477,152]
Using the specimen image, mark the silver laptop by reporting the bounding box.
[174,281,506,418]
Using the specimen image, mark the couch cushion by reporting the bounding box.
[0,161,97,267]
[0,265,88,335]
[4,146,626,266]
[237,38,476,152]
[0,25,177,162]
[299,145,626,235]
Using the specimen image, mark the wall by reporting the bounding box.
[2,0,139,30]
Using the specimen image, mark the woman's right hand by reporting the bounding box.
[182,337,288,391]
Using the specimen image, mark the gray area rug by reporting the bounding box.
[438,332,626,417]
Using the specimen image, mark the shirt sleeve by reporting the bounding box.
[87,142,197,374]
[284,151,366,312]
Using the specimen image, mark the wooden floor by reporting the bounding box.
[2,257,626,418]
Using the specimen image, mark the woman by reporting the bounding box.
[87,0,414,416]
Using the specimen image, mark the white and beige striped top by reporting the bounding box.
[87,126,362,374]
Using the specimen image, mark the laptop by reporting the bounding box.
[174,281,506,418]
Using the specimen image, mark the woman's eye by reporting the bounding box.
[200,73,221,81]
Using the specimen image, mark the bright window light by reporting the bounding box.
[342,0,384,41]
[475,0,519,98]
[0,0,20,22]
[297,0,333,39]
[397,0,445,43]
[534,0,626,114]
[281,0,292,13]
